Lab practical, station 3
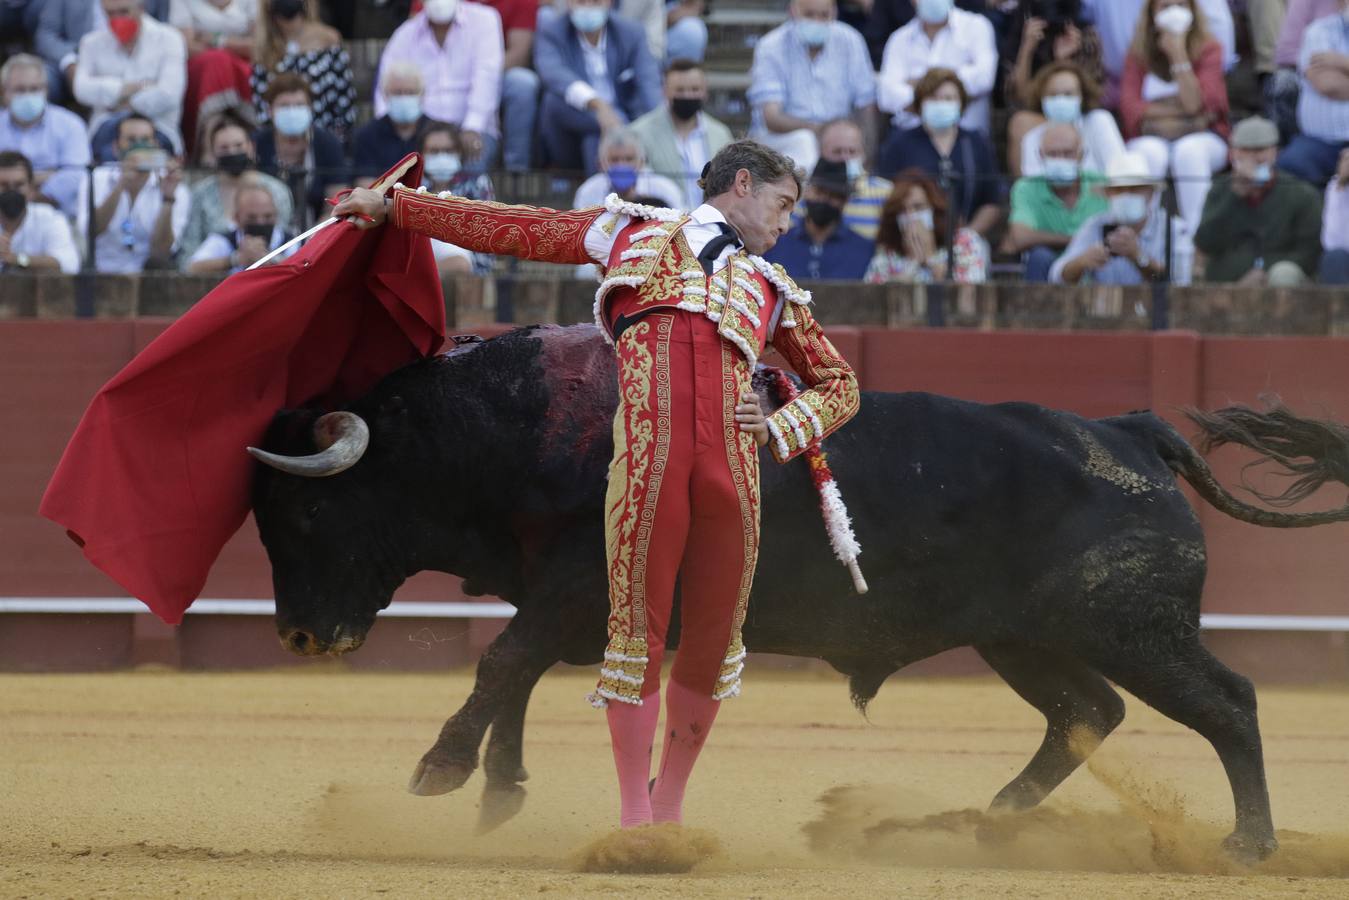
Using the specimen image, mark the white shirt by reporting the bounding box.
[76,164,191,274]
[1020,110,1127,177]
[565,30,616,110]
[168,0,258,35]
[583,201,743,270]
[73,14,188,150]
[877,9,998,134]
[189,225,296,273]
[675,115,710,208]
[573,170,686,210]
[3,203,81,274]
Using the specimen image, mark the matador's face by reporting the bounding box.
[732,175,798,256]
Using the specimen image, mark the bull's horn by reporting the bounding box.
[247,411,370,477]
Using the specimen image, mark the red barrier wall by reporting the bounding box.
[3,322,1347,676]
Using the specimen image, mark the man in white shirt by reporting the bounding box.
[0,150,81,274]
[74,0,187,157]
[76,114,190,273]
[186,180,297,276]
[0,54,92,218]
[877,0,997,135]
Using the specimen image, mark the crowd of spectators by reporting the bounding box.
[1,0,1348,289]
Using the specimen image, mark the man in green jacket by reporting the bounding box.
[628,58,733,209]
[1194,116,1323,286]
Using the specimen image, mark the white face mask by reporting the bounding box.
[844,157,863,180]
[1042,94,1082,123]
[424,0,459,23]
[1110,193,1149,223]
[1043,156,1080,185]
[1154,5,1194,35]
[424,151,462,182]
[899,209,934,231]
[916,0,953,25]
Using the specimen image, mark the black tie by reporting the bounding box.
[697,222,741,275]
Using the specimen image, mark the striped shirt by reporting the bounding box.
[747,21,876,131]
[1298,14,1349,143]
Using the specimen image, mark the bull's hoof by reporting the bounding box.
[1222,830,1278,864]
[407,755,475,796]
[476,783,527,834]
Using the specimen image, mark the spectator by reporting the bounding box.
[664,0,708,64]
[76,113,190,273]
[535,0,662,174]
[476,0,543,171]
[178,114,292,265]
[253,72,348,224]
[252,0,355,141]
[33,0,174,103]
[0,150,81,274]
[877,0,998,135]
[573,128,685,209]
[0,54,91,218]
[877,67,1003,240]
[619,0,668,60]
[75,0,189,157]
[186,177,295,273]
[628,58,733,208]
[1081,0,1235,103]
[866,167,988,283]
[1120,0,1230,237]
[795,118,893,240]
[376,0,504,177]
[352,63,434,189]
[862,0,985,70]
[1018,61,1125,178]
[418,122,497,276]
[1319,145,1349,282]
[1008,122,1109,281]
[763,158,874,280]
[1194,117,1322,285]
[1278,0,1349,186]
[1002,2,1106,175]
[1051,150,1189,284]
[1269,0,1337,142]
[747,0,877,172]
[170,0,257,161]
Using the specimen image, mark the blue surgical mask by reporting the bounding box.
[1042,94,1082,123]
[916,0,953,24]
[273,104,312,136]
[607,164,638,193]
[794,19,830,47]
[424,151,462,182]
[9,90,45,123]
[921,99,961,130]
[844,157,864,180]
[1043,157,1080,185]
[898,209,934,231]
[1110,193,1149,223]
[1251,162,1273,185]
[387,94,422,125]
[570,5,608,33]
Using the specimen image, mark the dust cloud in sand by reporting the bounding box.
[3,667,1349,897]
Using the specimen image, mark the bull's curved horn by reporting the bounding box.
[247,411,370,477]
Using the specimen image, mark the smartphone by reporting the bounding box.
[133,149,168,173]
[1101,223,1122,254]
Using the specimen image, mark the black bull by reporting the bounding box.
[250,324,1349,860]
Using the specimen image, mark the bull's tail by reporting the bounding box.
[1151,402,1349,528]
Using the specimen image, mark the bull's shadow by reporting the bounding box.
[251,324,1349,862]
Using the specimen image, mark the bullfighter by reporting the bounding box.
[333,140,860,830]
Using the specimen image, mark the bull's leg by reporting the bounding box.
[1087,639,1277,862]
[976,643,1126,812]
[476,655,556,833]
[408,613,547,797]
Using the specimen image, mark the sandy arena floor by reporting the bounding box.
[3,665,1349,898]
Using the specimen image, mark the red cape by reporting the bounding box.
[39,155,445,624]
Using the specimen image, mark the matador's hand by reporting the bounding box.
[736,391,770,448]
[331,187,389,229]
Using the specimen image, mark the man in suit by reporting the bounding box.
[535,0,662,174]
[629,58,733,208]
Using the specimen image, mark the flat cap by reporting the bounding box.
[1231,116,1279,149]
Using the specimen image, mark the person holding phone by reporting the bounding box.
[186,177,296,274]
[77,112,190,273]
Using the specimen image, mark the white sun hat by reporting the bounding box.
[1105,151,1161,188]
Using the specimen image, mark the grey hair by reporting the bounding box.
[380,61,424,95]
[599,127,644,162]
[699,139,803,199]
[0,54,47,89]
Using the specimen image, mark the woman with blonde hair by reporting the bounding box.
[251,0,356,141]
[1119,0,1229,235]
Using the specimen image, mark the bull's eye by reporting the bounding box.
[305,504,321,520]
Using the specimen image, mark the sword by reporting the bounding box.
[245,215,343,271]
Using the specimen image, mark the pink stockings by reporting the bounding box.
[606,679,722,827]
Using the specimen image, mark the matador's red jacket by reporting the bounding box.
[392,187,860,461]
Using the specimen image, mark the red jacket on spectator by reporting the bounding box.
[1118,39,1229,141]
